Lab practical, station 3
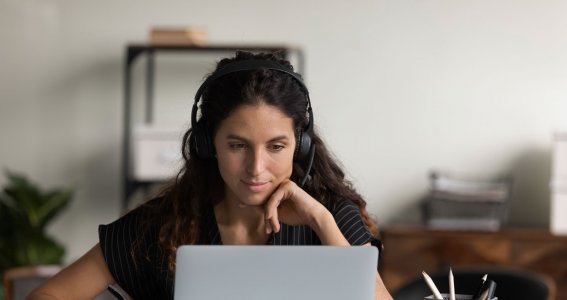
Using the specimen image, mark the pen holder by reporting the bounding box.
[424,294,498,300]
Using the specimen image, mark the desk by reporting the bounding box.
[380,226,567,300]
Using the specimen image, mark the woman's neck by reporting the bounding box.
[214,199,269,245]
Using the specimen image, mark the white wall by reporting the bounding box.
[1,0,567,263]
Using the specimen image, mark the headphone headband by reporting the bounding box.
[194,60,307,102]
[192,59,313,134]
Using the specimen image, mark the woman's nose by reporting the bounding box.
[246,148,266,176]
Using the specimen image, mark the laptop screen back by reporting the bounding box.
[174,245,378,300]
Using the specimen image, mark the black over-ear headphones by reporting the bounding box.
[190,59,316,187]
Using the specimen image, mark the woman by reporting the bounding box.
[28,51,392,299]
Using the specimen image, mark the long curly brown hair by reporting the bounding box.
[134,51,379,274]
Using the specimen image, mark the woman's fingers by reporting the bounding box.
[265,182,292,233]
[265,180,324,233]
[265,219,273,234]
[264,211,278,234]
[265,202,280,234]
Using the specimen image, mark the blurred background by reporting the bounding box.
[1,0,566,268]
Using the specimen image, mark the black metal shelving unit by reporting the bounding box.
[122,44,304,210]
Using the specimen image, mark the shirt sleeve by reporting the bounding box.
[98,209,163,299]
[329,198,381,248]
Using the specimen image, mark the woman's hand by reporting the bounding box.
[263,179,329,234]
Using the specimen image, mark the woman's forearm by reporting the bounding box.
[375,271,393,300]
[26,291,61,300]
[26,244,115,300]
[309,209,350,246]
[309,211,393,300]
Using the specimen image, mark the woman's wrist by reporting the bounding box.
[308,207,331,233]
[309,209,349,246]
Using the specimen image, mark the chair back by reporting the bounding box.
[3,265,61,300]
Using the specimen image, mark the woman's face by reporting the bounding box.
[214,103,296,207]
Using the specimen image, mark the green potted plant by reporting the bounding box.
[0,170,73,300]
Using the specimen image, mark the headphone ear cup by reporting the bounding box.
[192,122,214,159]
[294,129,312,162]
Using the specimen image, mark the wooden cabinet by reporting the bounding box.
[380,226,567,299]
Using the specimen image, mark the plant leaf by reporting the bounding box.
[37,188,73,229]
[3,171,42,228]
[0,170,70,275]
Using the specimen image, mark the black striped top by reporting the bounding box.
[98,197,380,300]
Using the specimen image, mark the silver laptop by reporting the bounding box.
[174,245,378,300]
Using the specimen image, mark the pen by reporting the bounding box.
[449,268,455,300]
[422,271,443,300]
[472,274,487,300]
[477,280,496,300]
[484,280,497,300]
[478,288,488,300]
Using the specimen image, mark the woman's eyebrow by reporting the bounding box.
[226,134,249,142]
[226,134,289,143]
[267,135,290,143]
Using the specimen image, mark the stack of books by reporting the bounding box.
[424,172,512,231]
[148,26,208,45]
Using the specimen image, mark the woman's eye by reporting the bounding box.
[270,144,285,151]
[229,143,247,150]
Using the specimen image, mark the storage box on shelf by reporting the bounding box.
[132,125,182,181]
[424,172,511,231]
[551,132,567,235]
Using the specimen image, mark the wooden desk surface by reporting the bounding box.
[380,225,567,300]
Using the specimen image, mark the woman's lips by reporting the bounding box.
[242,180,268,192]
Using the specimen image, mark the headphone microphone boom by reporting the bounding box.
[190,59,316,187]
